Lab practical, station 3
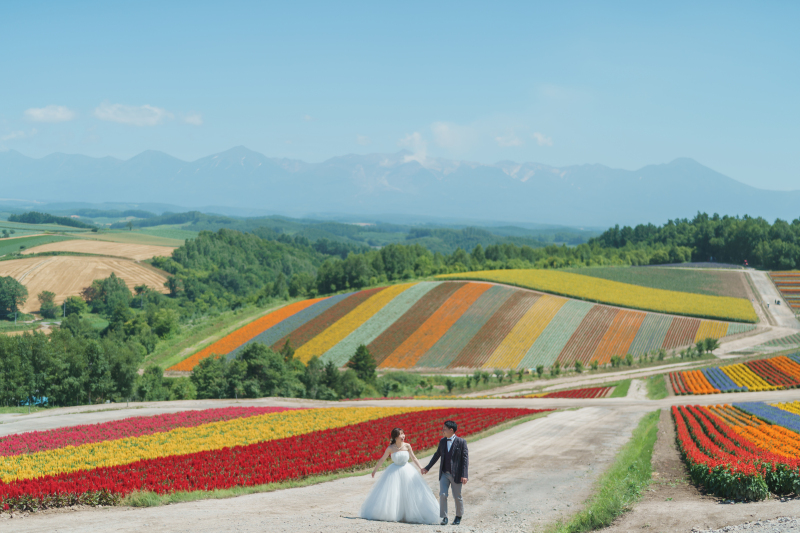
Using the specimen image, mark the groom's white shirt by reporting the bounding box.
[446,435,455,452]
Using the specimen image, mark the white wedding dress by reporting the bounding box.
[360,451,440,524]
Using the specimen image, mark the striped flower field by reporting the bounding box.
[673,401,800,500]
[170,280,757,371]
[670,354,800,394]
[770,271,800,311]
[0,406,539,511]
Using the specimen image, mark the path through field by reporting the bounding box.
[3,406,649,533]
[748,270,800,329]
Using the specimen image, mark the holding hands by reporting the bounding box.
[420,468,428,475]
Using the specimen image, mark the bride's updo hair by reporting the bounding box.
[390,428,403,445]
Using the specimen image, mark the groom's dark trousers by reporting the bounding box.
[424,436,468,519]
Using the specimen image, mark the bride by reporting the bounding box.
[360,428,440,524]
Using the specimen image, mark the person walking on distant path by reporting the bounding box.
[421,420,469,526]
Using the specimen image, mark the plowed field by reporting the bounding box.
[22,239,175,261]
[0,256,169,312]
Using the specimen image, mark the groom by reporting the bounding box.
[421,420,468,526]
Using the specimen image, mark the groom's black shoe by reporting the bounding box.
[440,517,448,525]
[453,516,461,525]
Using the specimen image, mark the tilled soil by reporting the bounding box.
[3,406,648,533]
[602,409,798,533]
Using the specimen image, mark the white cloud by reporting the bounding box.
[184,113,203,126]
[495,132,523,147]
[302,114,313,121]
[94,102,173,126]
[533,132,553,146]
[430,121,478,151]
[1,130,27,141]
[24,105,75,123]
[356,134,371,146]
[398,132,428,165]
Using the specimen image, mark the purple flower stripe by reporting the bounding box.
[733,402,800,434]
[702,367,746,392]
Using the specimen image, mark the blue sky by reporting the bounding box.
[1,1,798,190]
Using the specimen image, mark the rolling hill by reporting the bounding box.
[169,281,756,372]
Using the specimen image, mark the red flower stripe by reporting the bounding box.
[540,387,613,399]
[0,408,539,507]
[0,407,299,457]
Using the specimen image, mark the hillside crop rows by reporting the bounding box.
[560,266,750,298]
[171,281,756,371]
[438,269,757,322]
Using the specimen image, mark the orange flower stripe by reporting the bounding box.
[770,357,800,381]
[732,422,800,459]
[591,309,646,365]
[682,370,717,394]
[168,298,327,371]
[379,283,492,369]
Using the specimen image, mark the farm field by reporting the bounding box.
[669,353,800,394]
[0,405,537,511]
[22,239,176,261]
[672,401,800,500]
[437,269,757,323]
[0,256,169,312]
[81,230,187,247]
[0,220,90,234]
[0,234,75,257]
[169,281,756,372]
[770,271,800,311]
[560,266,750,299]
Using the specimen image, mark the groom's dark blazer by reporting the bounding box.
[425,436,469,482]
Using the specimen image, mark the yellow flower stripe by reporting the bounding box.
[694,320,729,342]
[774,401,800,416]
[720,364,777,391]
[436,270,757,323]
[295,284,414,363]
[1,407,432,483]
[483,294,566,368]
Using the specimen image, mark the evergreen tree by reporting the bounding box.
[346,344,376,384]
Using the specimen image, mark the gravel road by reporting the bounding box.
[695,516,799,532]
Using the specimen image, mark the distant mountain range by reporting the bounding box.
[2,146,798,227]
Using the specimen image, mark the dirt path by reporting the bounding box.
[627,379,648,400]
[4,406,649,533]
[603,409,797,533]
[748,271,800,330]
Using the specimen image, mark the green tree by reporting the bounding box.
[63,296,88,316]
[0,276,28,316]
[37,290,58,319]
[445,378,455,393]
[536,365,544,378]
[191,356,228,399]
[135,365,169,401]
[280,338,295,362]
[81,273,132,315]
[574,360,584,374]
[346,344,377,384]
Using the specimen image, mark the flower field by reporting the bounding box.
[673,402,800,500]
[0,406,539,511]
[770,271,800,310]
[437,269,757,322]
[669,354,800,394]
[170,280,756,371]
[522,386,614,399]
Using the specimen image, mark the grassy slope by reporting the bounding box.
[560,266,749,299]
[122,409,554,507]
[0,234,75,257]
[608,379,632,398]
[549,410,660,533]
[145,302,299,369]
[645,374,668,400]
